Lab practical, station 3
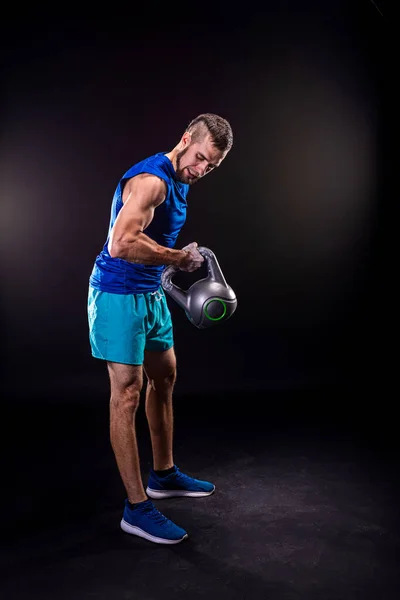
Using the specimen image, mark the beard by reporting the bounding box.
[175,147,199,185]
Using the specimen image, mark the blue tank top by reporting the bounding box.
[89,152,189,294]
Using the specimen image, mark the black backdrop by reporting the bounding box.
[0,1,387,405]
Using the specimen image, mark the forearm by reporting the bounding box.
[109,231,186,266]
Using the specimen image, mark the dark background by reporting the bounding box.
[0,0,392,528]
[1,3,398,599]
[0,1,387,404]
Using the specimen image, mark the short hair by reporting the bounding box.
[186,113,233,153]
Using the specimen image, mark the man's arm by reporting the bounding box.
[108,173,187,266]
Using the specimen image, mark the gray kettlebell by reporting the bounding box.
[161,246,237,329]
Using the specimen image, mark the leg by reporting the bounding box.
[143,347,177,471]
[144,290,213,500]
[143,346,215,500]
[90,290,188,544]
[107,361,148,504]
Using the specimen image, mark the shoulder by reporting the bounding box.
[123,172,167,206]
[121,153,174,203]
[131,172,167,193]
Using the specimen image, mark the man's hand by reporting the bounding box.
[178,242,205,272]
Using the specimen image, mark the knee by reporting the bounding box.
[111,382,142,413]
[147,367,177,392]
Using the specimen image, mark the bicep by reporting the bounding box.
[113,174,166,237]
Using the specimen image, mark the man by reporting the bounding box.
[87,113,233,545]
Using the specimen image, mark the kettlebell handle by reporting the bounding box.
[197,246,228,286]
[161,246,227,293]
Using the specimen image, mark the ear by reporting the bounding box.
[181,131,192,147]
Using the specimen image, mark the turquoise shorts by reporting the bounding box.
[87,285,174,365]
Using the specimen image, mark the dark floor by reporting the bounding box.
[1,388,399,600]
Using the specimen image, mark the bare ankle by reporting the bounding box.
[128,494,148,505]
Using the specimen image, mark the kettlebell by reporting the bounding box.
[161,246,237,329]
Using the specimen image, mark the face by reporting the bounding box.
[175,133,226,185]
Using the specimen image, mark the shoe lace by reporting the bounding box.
[173,468,193,485]
[142,501,169,526]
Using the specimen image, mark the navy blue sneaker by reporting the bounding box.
[146,465,215,499]
[120,499,188,545]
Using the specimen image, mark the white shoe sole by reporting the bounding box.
[120,519,188,544]
[146,486,215,499]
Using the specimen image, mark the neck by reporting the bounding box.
[165,148,178,171]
